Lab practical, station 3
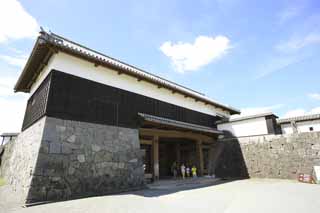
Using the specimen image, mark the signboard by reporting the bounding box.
[313,166,320,184]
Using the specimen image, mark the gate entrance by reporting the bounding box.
[138,113,222,181]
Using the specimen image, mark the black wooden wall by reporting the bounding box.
[22,74,51,130]
[22,70,218,130]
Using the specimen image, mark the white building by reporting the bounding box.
[278,114,320,134]
[3,30,240,203]
[218,112,320,137]
[217,112,280,138]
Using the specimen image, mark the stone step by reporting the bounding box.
[147,177,220,190]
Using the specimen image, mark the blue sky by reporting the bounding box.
[0,0,320,133]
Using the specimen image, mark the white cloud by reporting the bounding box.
[0,97,27,134]
[254,56,303,79]
[275,33,320,53]
[308,93,320,100]
[283,107,320,118]
[231,104,284,119]
[310,107,320,114]
[160,35,231,73]
[0,54,28,67]
[0,0,36,134]
[0,75,27,134]
[283,109,306,118]
[0,0,39,43]
[0,76,17,96]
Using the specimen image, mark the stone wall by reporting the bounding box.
[0,117,46,201]
[0,116,145,203]
[216,132,320,179]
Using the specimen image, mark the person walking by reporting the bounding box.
[180,163,186,179]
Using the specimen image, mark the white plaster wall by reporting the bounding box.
[297,120,320,132]
[280,120,320,134]
[217,117,269,137]
[29,52,230,117]
[280,123,293,134]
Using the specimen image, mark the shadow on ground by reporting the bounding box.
[123,178,243,198]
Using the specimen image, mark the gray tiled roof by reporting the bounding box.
[138,113,222,134]
[0,132,19,137]
[14,30,240,114]
[277,113,320,124]
[217,111,277,124]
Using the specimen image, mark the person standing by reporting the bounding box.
[186,165,191,178]
[171,161,178,179]
[180,163,186,179]
[191,165,197,178]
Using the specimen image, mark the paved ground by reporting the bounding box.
[1,179,320,213]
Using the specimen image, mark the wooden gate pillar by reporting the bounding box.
[176,142,181,165]
[208,143,215,175]
[196,139,204,176]
[153,135,159,180]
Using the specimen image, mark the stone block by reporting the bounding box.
[51,176,61,182]
[67,135,76,143]
[49,142,61,154]
[118,162,125,169]
[61,143,73,154]
[77,154,85,163]
[312,144,320,150]
[92,144,101,152]
[68,166,76,175]
[40,141,50,154]
[94,150,112,162]
[129,158,138,163]
[56,125,66,132]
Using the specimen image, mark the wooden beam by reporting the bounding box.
[139,128,214,143]
[26,50,54,90]
[140,139,152,145]
[153,135,159,180]
[48,46,59,54]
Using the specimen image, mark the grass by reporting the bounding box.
[0,177,6,187]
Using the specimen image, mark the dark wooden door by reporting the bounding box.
[159,143,176,178]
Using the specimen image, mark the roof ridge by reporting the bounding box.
[278,113,320,123]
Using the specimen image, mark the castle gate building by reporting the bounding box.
[5,30,239,203]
